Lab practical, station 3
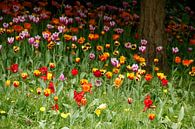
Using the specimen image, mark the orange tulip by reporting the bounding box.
[182,59,193,67]
[78,37,85,44]
[114,77,123,88]
[192,67,195,72]
[51,18,59,25]
[112,34,120,40]
[175,56,181,64]
[148,114,155,120]
[145,74,153,81]
[81,98,87,106]
[82,83,92,93]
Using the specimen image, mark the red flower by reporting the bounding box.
[143,95,153,112]
[71,68,78,76]
[93,70,102,77]
[52,104,59,111]
[74,90,85,106]
[41,75,47,81]
[161,79,168,86]
[39,66,48,74]
[48,81,55,93]
[7,64,18,73]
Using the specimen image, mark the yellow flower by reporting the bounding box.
[130,44,137,50]
[80,79,88,85]
[13,81,20,87]
[189,71,195,76]
[119,74,125,80]
[104,52,110,57]
[34,70,41,76]
[5,80,11,87]
[105,71,113,79]
[105,43,110,48]
[92,68,98,73]
[96,45,103,51]
[112,68,120,74]
[113,50,119,56]
[75,57,81,63]
[71,43,77,49]
[95,109,101,117]
[135,74,141,81]
[64,34,72,41]
[140,62,146,67]
[49,63,55,68]
[40,107,46,112]
[154,58,159,63]
[47,72,53,80]
[61,112,70,119]
[157,73,166,80]
[126,65,132,71]
[100,69,106,74]
[114,41,120,46]
[120,56,126,64]
[13,46,20,53]
[137,69,146,75]
[21,72,28,79]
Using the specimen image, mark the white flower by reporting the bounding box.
[97,103,107,110]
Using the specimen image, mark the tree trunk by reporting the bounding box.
[140,0,169,73]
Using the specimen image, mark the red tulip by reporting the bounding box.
[74,90,85,106]
[7,64,18,73]
[161,79,168,86]
[93,70,102,77]
[71,68,78,76]
[143,95,153,112]
[48,81,55,93]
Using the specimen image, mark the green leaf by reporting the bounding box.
[45,50,51,65]
[80,72,87,79]
[88,99,100,108]
[178,106,184,122]
[70,110,80,125]
[182,13,190,24]
[57,83,64,95]
[171,123,179,129]
[62,103,72,109]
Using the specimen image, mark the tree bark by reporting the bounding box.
[140,0,169,73]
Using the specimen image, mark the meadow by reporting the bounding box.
[0,0,195,129]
